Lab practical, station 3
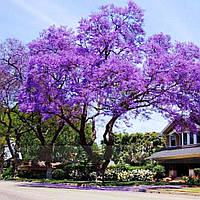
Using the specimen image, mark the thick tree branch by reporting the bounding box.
[103,115,119,145]
[50,120,64,145]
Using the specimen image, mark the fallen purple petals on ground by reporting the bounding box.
[19,182,186,192]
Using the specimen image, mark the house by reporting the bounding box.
[147,121,200,178]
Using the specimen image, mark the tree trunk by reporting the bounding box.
[45,161,52,179]
[13,132,22,177]
[78,116,118,181]
[13,153,21,178]
[43,145,53,179]
[82,144,113,182]
[0,146,4,174]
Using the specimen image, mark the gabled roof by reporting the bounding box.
[160,120,175,135]
[161,117,200,136]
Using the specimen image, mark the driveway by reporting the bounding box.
[0,181,199,200]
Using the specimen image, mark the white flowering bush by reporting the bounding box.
[89,172,97,181]
[104,168,153,181]
[104,169,118,180]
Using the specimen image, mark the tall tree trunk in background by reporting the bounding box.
[13,131,22,177]
[33,114,64,179]
[0,146,4,174]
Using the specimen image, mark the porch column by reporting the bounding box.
[187,133,190,145]
[194,134,197,144]
[181,133,184,146]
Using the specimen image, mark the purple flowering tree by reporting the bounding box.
[19,1,200,177]
[0,39,65,179]
[0,38,30,175]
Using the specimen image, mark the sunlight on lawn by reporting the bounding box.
[160,187,200,193]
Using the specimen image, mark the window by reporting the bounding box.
[190,134,194,144]
[197,134,200,144]
[170,135,176,147]
[180,135,182,145]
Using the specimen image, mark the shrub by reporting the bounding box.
[1,166,14,179]
[194,168,200,177]
[104,168,153,181]
[57,163,97,181]
[107,164,144,171]
[18,170,32,178]
[53,163,152,181]
[89,172,97,181]
[52,169,65,180]
[182,176,200,186]
[18,169,46,179]
[104,169,118,181]
[125,165,145,170]
[144,163,155,171]
[145,163,165,181]
[152,165,165,181]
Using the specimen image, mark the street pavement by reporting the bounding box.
[0,181,199,200]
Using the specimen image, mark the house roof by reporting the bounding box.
[160,121,173,135]
[147,146,200,160]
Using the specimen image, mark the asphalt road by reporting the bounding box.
[0,181,199,200]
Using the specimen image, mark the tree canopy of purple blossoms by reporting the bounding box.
[18,1,200,172]
[0,39,28,107]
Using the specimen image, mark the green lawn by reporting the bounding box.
[160,187,200,194]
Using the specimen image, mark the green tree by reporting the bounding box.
[112,132,165,166]
[0,106,31,176]
[19,116,99,178]
[0,135,6,173]
[0,39,29,176]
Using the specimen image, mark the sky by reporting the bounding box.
[0,0,200,136]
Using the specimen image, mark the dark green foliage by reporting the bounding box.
[20,132,41,160]
[18,170,32,178]
[152,165,165,181]
[194,168,200,176]
[182,176,200,186]
[107,164,145,171]
[56,162,97,181]
[1,165,14,179]
[18,170,46,179]
[52,169,65,180]
[19,119,97,163]
[145,163,165,181]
